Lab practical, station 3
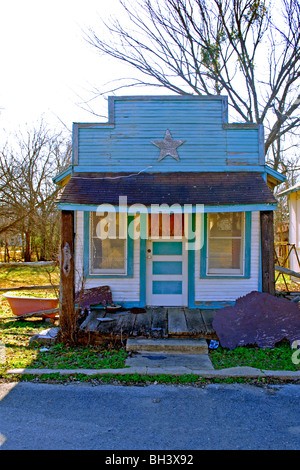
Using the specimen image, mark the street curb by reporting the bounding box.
[5,366,300,380]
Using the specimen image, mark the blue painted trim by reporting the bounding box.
[203,204,276,213]
[91,300,235,310]
[118,301,144,309]
[72,123,79,166]
[258,215,262,292]
[200,211,252,279]
[244,211,252,279]
[265,164,286,183]
[188,213,195,308]
[110,95,227,102]
[83,212,134,279]
[195,301,235,309]
[90,301,141,310]
[139,213,147,307]
[56,202,277,213]
[71,165,267,174]
[200,214,208,279]
[52,165,72,185]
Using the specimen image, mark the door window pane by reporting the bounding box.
[148,213,184,238]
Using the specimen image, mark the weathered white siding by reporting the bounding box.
[194,211,260,302]
[75,211,140,302]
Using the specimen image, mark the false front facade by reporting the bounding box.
[55,95,283,313]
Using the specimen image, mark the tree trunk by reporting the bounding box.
[59,210,76,345]
[24,230,31,262]
[260,211,275,295]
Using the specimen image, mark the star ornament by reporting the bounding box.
[152,129,185,162]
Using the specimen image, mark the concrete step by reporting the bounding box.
[126,337,208,355]
[125,350,214,370]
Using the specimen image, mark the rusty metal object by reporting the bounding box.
[75,286,114,309]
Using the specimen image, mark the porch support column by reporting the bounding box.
[260,210,275,295]
[59,210,76,343]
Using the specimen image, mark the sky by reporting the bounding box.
[0,0,140,137]
[0,0,297,169]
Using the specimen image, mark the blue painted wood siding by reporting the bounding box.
[73,96,264,172]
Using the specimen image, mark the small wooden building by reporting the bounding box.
[54,95,283,319]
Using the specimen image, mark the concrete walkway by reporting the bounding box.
[6,365,300,381]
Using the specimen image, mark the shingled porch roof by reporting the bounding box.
[56,171,277,207]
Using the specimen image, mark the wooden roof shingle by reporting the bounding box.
[56,171,277,207]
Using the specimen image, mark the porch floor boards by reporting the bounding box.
[79,307,217,340]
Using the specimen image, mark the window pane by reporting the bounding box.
[207,212,244,275]
[92,211,122,238]
[92,238,125,270]
[208,238,242,271]
[149,213,184,238]
[91,212,126,273]
[208,212,242,238]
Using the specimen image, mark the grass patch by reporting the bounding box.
[0,309,127,378]
[275,273,300,292]
[210,343,300,371]
[0,265,59,289]
[28,344,127,370]
[0,265,127,380]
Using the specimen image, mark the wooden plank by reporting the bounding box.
[131,310,152,337]
[200,309,216,334]
[275,265,300,279]
[151,307,168,337]
[260,210,275,295]
[81,310,102,332]
[113,313,136,337]
[168,307,188,335]
[0,261,55,268]
[184,308,206,334]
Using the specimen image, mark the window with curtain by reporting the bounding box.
[148,213,185,238]
[90,212,127,274]
[207,212,244,275]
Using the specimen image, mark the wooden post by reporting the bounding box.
[59,210,76,344]
[260,210,275,295]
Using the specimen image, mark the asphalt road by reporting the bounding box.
[0,381,300,451]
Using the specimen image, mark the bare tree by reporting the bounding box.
[86,0,300,170]
[0,121,71,261]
